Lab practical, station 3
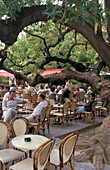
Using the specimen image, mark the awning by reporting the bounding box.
[0,70,14,78]
[28,68,76,77]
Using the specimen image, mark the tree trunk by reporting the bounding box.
[75,116,110,170]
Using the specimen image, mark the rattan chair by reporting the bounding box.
[50,132,79,170]
[49,99,56,106]
[51,102,70,128]
[45,105,53,134]
[23,94,32,102]
[29,107,48,135]
[69,92,74,101]
[49,94,56,101]
[69,102,77,125]
[58,94,63,104]
[64,98,71,103]
[10,117,29,157]
[82,101,97,122]
[10,137,55,170]
[31,94,38,107]
[78,92,85,102]
[10,117,29,137]
[0,121,25,170]
[44,99,49,106]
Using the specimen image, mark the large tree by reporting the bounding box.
[0,1,110,169]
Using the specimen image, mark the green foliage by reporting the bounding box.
[0,77,9,85]
[45,0,106,28]
[5,20,97,73]
[0,0,36,21]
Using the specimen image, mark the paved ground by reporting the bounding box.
[42,115,104,138]
[6,115,110,169]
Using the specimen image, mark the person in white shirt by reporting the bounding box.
[66,80,73,92]
[79,86,86,94]
[37,85,44,95]
[2,90,31,124]
[56,86,63,101]
[24,94,47,123]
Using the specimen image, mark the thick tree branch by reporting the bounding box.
[0,51,7,67]
[95,57,106,75]
[0,5,48,45]
[39,56,86,72]
[24,30,51,57]
[25,28,86,71]
[41,24,62,39]
[66,43,87,60]
[65,18,110,69]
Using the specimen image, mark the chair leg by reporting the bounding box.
[37,123,40,135]
[73,154,75,170]
[52,116,56,126]
[1,163,3,170]
[43,121,45,136]
[4,163,8,170]
[66,115,69,126]
[69,158,73,170]
[74,114,77,125]
[47,119,50,134]
[61,117,64,128]
[48,162,50,170]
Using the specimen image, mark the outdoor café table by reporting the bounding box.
[18,108,33,114]
[11,134,48,157]
[53,104,63,109]
[52,103,64,113]
[77,101,84,106]
[17,104,23,108]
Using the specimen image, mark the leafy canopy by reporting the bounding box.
[5,20,97,74]
[0,0,41,21]
[45,0,105,26]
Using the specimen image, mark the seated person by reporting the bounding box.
[2,90,31,124]
[85,86,92,100]
[62,86,71,103]
[76,93,95,117]
[56,86,63,101]
[49,87,56,96]
[24,94,47,123]
[79,86,86,93]
[49,87,56,100]
[74,86,79,97]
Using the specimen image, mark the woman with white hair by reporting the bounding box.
[85,86,92,100]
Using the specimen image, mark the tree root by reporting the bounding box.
[75,148,94,162]
[75,116,110,170]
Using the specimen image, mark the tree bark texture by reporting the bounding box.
[75,116,110,170]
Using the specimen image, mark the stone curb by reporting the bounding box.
[56,121,102,139]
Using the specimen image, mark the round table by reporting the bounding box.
[53,104,63,109]
[12,134,48,157]
[18,108,33,114]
